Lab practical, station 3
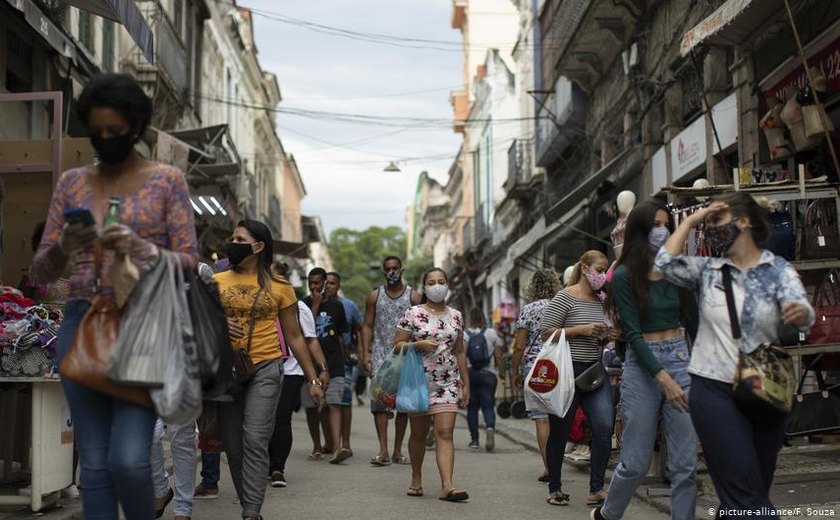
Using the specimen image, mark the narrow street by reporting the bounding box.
[193,405,664,520]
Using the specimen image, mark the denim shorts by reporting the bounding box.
[326,377,351,406]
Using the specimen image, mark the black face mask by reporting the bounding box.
[91,133,136,165]
[225,242,255,266]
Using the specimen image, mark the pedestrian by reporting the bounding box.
[656,193,813,519]
[268,262,330,488]
[334,272,363,456]
[195,261,222,500]
[151,418,195,520]
[540,250,614,507]
[303,269,352,464]
[463,308,504,452]
[301,268,333,460]
[394,267,470,502]
[593,200,699,520]
[510,268,562,482]
[32,73,198,519]
[360,255,420,466]
[214,219,324,520]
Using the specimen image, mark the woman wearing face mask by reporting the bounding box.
[539,250,614,507]
[213,220,324,520]
[656,192,813,519]
[32,73,198,519]
[592,200,699,520]
[393,268,470,502]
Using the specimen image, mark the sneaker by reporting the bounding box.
[469,440,479,450]
[586,490,607,506]
[270,471,287,488]
[591,506,607,520]
[194,484,219,499]
[61,484,80,498]
[485,428,495,452]
[154,488,174,519]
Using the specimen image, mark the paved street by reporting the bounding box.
[192,403,665,520]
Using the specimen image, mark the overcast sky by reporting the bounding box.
[241,0,462,236]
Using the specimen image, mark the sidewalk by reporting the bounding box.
[479,412,840,520]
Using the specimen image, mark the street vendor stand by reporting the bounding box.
[0,91,91,511]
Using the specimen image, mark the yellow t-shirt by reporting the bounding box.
[213,270,297,364]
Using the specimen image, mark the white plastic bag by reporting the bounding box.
[524,329,575,418]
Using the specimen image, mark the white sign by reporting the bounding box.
[711,93,738,152]
[651,146,668,195]
[671,116,707,181]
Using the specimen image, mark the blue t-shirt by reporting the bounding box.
[340,297,363,344]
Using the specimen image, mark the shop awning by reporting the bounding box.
[544,147,643,224]
[680,0,784,57]
[64,0,154,64]
[4,0,74,58]
[168,125,241,183]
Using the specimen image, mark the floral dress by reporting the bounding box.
[397,305,464,414]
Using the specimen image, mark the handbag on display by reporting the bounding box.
[722,266,794,417]
[808,270,840,345]
[760,100,792,161]
[785,355,840,437]
[59,245,152,408]
[763,207,796,261]
[800,200,840,260]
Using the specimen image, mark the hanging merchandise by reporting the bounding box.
[785,355,840,437]
[781,90,821,152]
[763,203,796,261]
[800,67,834,139]
[760,98,792,161]
[800,200,840,260]
[809,270,840,345]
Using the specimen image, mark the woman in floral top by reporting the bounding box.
[394,268,470,502]
[510,268,561,482]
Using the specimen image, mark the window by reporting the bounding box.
[78,10,94,52]
[680,66,703,124]
[102,20,115,72]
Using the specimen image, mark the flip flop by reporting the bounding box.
[439,489,469,502]
[407,487,423,497]
[330,448,353,465]
[370,455,391,467]
[307,452,322,462]
[392,455,411,465]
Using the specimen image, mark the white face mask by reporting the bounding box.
[425,284,449,303]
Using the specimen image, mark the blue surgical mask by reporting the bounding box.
[648,226,671,253]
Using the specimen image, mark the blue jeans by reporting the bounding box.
[546,361,615,494]
[57,300,157,520]
[152,419,196,516]
[200,452,221,488]
[690,375,787,519]
[602,337,697,520]
[467,368,498,440]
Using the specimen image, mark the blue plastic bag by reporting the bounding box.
[369,348,406,409]
[396,345,429,414]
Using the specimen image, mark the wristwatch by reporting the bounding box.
[309,379,323,388]
[317,363,329,374]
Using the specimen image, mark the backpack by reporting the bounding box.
[467,328,491,369]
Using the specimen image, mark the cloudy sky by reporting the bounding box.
[241,0,462,235]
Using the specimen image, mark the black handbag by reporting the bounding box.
[764,209,795,261]
[232,291,261,384]
[785,354,840,437]
[187,271,233,398]
[575,361,607,392]
[723,266,795,418]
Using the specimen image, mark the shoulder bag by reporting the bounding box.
[722,265,794,417]
[232,290,261,384]
[59,244,152,407]
[785,354,840,437]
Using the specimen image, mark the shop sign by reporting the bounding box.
[651,146,668,194]
[671,116,706,181]
[763,35,840,106]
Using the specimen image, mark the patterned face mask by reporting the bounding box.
[705,220,742,256]
[385,269,403,286]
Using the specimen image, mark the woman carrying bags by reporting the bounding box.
[656,193,813,519]
[213,219,324,520]
[593,200,698,520]
[539,250,614,507]
[393,268,470,502]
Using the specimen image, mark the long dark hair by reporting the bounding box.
[709,191,770,245]
[420,267,447,304]
[236,219,286,290]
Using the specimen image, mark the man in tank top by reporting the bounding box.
[361,256,422,466]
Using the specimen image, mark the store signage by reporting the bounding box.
[763,35,840,106]
[671,116,707,181]
[680,0,756,56]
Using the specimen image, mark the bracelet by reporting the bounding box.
[309,379,323,387]
[317,363,328,373]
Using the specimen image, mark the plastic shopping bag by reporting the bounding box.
[396,345,429,414]
[187,270,233,399]
[108,252,178,387]
[524,329,575,418]
[369,348,406,409]
[149,254,203,424]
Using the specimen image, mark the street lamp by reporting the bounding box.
[384,161,401,172]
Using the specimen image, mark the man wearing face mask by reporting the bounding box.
[361,256,421,466]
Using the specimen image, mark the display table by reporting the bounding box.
[0,378,73,511]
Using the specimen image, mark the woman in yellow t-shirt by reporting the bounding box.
[213,219,324,520]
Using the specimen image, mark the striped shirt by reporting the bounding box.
[539,290,605,363]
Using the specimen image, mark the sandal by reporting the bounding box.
[439,489,469,502]
[406,487,423,497]
[547,492,570,506]
[392,455,411,465]
[307,451,322,461]
[370,455,391,466]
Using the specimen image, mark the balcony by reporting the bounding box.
[535,76,588,168]
[504,139,533,199]
[451,89,469,134]
[474,203,491,246]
